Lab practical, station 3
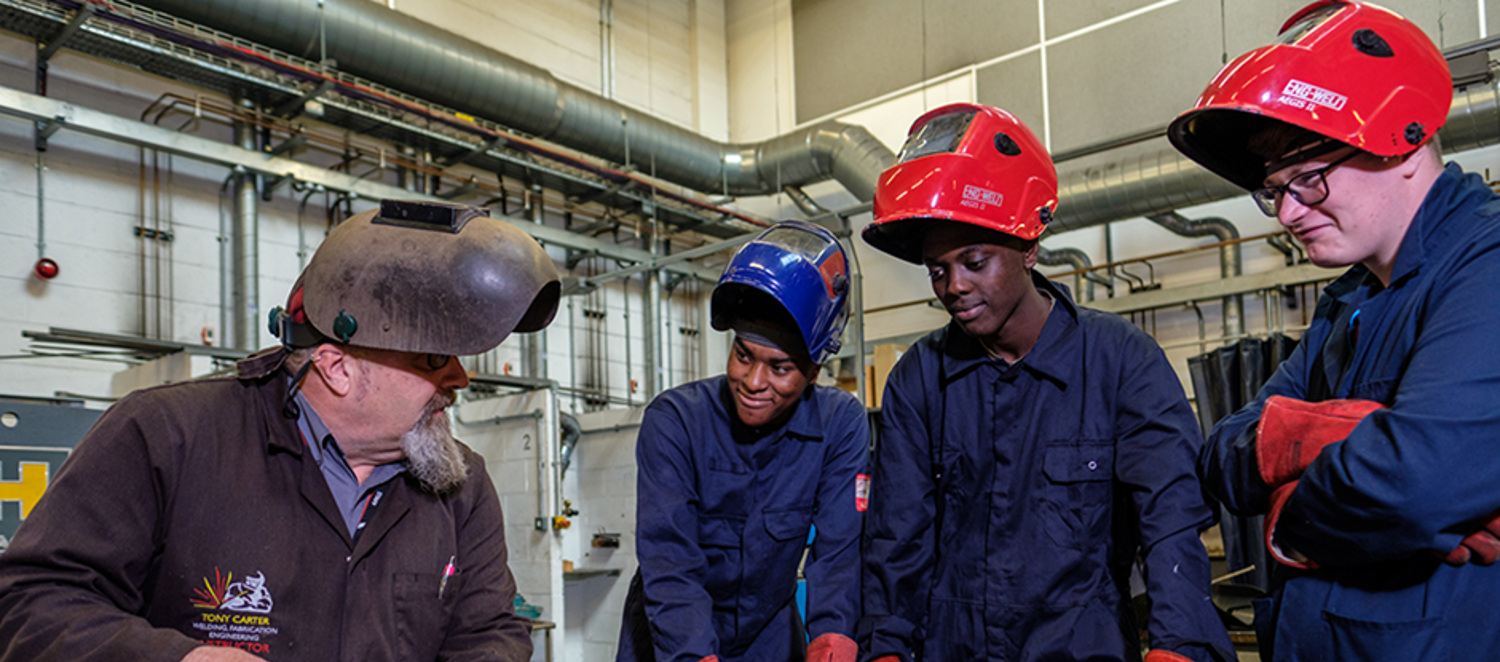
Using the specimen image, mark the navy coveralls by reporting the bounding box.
[1202,165,1500,661]
[861,274,1232,662]
[618,376,868,662]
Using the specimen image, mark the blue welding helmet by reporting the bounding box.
[711,221,851,365]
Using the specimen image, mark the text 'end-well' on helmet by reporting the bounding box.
[711,220,851,365]
[1168,0,1451,191]
[270,199,561,356]
[864,102,1059,264]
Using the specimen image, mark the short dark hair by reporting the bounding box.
[919,220,1037,262]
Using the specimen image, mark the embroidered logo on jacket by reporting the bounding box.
[190,568,280,655]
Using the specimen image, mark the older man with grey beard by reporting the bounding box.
[0,200,561,662]
[399,389,468,494]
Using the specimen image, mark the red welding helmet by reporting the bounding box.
[864,103,1058,264]
[1169,0,1451,191]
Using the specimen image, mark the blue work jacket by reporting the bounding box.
[1201,164,1500,661]
[860,274,1232,662]
[618,376,868,662]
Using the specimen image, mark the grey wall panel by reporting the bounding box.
[1045,0,1162,38]
[1046,0,1226,153]
[923,0,1040,80]
[1222,1,1307,61]
[1371,0,1480,50]
[1224,0,1481,58]
[975,51,1047,142]
[1491,0,1500,42]
[793,0,1483,147]
[794,0,925,122]
[793,0,1039,123]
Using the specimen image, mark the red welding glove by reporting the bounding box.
[1256,396,1386,488]
[869,657,902,662]
[697,657,719,662]
[1438,510,1500,566]
[1143,650,1196,662]
[806,633,857,662]
[1265,480,1318,569]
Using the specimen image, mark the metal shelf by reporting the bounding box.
[562,568,621,580]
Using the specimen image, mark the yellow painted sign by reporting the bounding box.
[0,447,72,549]
[0,462,49,519]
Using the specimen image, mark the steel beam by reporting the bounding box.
[270,79,335,119]
[0,84,721,282]
[584,233,752,287]
[36,3,94,62]
[1086,263,1342,316]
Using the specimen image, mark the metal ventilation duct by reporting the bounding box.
[1053,72,1500,235]
[115,1,1500,234]
[132,0,893,202]
[1053,146,1242,234]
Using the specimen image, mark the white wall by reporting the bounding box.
[0,43,309,399]
[377,0,725,138]
[559,407,646,662]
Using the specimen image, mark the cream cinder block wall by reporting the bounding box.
[2,4,735,661]
[1,0,732,405]
[0,45,307,400]
[726,0,794,144]
[376,0,727,138]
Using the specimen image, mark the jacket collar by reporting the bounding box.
[1387,163,1455,287]
[939,272,1079,387]
[717,374,826,441]
[238,346,307,456]
[1326,163,1492,302]
[782,383,825,440]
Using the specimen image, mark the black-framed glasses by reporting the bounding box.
[424,354,452,371]
[1251,150,1361,217]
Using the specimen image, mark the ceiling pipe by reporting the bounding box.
[1037,246,1101,302]
[1146,212,1244,337]
[231,97,260,351]
[131,0,894,203]
[1053,145,1244,234]
[97,1,1500,243]
[783,185,831,217]
[1145,212,1241,275]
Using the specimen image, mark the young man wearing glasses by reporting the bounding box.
[1171,1,1500,660]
